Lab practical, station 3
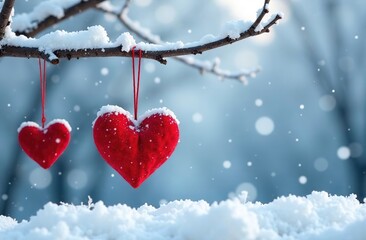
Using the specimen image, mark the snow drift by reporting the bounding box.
[0,191,365,240]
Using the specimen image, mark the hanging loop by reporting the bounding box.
[38,58,47,128]
[131,47,142,120]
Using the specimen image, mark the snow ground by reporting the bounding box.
[0,191,365,240]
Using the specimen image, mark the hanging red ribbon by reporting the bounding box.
[38,58,46,128]
[131,46,142,120]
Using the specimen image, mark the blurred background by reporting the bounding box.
[1,0,365,220]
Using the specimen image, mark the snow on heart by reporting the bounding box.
[92,104,180,127]
[93,105,180,188]
[18,119,71,169]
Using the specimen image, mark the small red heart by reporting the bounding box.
[93,105,179,188]
[18,120,71,169]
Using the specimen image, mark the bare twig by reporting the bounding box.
[250,0,270,32]
[0,0,15,40]
[258,14,283,34]
[0,0,281,66]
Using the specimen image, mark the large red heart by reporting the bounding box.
[18,119,71,169]
[93,105,179,188]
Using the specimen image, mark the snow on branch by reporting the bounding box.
[0,0,282,69]
[0,0,15,40]
[13,0,105,37]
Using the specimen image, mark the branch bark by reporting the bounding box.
[0,0,15,40]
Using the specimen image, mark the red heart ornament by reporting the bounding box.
[18,119,71,169]
[93,105,179,188]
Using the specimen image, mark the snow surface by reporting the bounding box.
[0,191,365,240]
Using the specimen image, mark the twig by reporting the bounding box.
[250,0,270,32]
[0,0,15,40]
[258,14,283,34]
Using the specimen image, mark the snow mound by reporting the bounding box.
[0,191,365,240]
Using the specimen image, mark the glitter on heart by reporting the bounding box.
[18,119,71,169]
[93,105,180,188]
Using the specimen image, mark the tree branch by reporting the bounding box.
[14,0,106,37]
[0,0,15,40]
[250,0,270,32]
[98,0,261,82]
[0,0,281,68]
[113,0,282,62]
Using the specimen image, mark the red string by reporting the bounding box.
[131,47,142,120]
[38,58,46,128]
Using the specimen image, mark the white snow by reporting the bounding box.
[17,119,72,132]
[93,105,180,127]
[139,107,180,125]
[6,16,236,54]
[17,121,39,133]
[1,0,280,57]
[0,191,365,240]
[0,216,17,231]
[278,12,285,19]
[222,20,252,39]
[12,0,82,33]
[47,119,72,132]
[96,1,119,13]
[115,32,136,52]
[265,3,270,11]
[136,41,185,51]
[94,105,133,121]
[3,25,111,50]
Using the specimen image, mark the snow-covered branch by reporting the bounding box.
[0,0,15,40]
[0,0,281,70]
[13,0,105,37]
